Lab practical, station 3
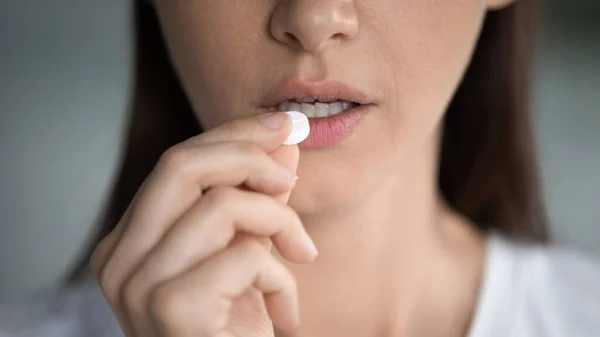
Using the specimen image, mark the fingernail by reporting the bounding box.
[260,112,289,129]
[283,111,310,145]
[301,230,318,257]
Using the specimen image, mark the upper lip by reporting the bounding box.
[260,80,373,108]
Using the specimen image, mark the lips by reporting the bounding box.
[260,80,372,110]
[260,80,375,148]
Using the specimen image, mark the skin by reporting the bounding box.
[92,0,516,336]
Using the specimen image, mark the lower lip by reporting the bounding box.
[299,104,372,149]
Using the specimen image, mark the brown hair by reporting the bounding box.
[67,0,548,282]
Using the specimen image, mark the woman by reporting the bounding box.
[1,0,599,336]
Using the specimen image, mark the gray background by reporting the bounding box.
[0,0,598,297]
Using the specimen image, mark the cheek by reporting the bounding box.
[290,0,487,211]
[156,2,273,128]
[369,0,486,150]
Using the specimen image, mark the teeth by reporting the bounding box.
[300,103,316,118]
[288,101,301,112]
[277,100,357,118]
[315,102,329,117]
[329,102,344,115]
[278,101,289,111]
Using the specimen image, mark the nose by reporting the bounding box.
[270,0,359,53]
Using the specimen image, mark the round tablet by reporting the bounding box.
[283,111,310,145]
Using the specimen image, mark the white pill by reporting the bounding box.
[283,111,310,145]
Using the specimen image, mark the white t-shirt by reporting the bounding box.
[469,235,600,337]
[1,234,599,337]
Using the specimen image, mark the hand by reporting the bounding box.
[91,112,318,337]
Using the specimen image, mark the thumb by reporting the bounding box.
[269,144,300,204]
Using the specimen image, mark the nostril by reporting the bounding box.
[332,32,346,40]
[284,32,301,45]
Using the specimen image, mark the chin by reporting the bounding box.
[287,161,383,217]
[288,124,401,217]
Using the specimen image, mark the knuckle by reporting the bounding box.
[158,145,191,173]
[281,204,302,230]
[122,273,147,317]
[150,284,183,325]
[90,237,111,281]
[96,262,121,307]
[237,237,270,262]
[276,262,298,296]
[150,282,229,336]
[198,186,244,252]
[229,140,262,158]
[149,283,200,333]
[202,186,238,211]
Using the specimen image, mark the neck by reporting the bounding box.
[276,135,485,337]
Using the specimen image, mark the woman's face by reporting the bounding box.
[154,0,510,214]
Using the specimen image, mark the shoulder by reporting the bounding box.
[0,280,122,337]
[469,234,600,337]
[519,239,600,336]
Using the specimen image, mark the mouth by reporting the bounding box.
[276,99,360,118]
[260,80,374,148]
[260,80,372,116]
